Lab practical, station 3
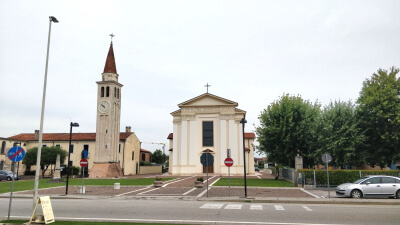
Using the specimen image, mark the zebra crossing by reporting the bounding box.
[200,203,313,212]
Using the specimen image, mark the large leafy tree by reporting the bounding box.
[151,149,168,164]
[356,67,400,168]
[313,100,365,168]
[256,94,320,168]
[22,146,67,177]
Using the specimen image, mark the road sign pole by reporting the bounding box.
[228,166,231,197]
[7,146,25,222]
[81,167,85,194]
[7,162,15,221]
[326,160,330,198]
[322,153,332,199]
[206,153,209,198]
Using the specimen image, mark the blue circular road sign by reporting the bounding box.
[8,146,25,162]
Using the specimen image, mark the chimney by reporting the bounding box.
[34,130,39,139]
[126,126,131,133]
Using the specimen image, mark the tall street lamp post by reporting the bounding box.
[66,122,79,195]
[240,117,247,198]
[33,16,59,208]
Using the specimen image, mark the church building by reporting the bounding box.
[168,92,256,175]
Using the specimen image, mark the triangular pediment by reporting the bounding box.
[178,93,238,108]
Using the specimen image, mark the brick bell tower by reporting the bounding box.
[90,39,123,178]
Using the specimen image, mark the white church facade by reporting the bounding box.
[168,93,256,175]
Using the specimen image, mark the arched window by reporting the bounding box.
[1,141,6,154]
[114,87,117,98]
[117,88,120,99]
[106,86,110,97]
[101,87,105,97]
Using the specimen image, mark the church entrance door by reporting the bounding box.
[201,153,214,173]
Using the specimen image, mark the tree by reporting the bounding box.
[256,94,320,168]
[356,67,400,168]
[22,146,67,177]
[151,149,168,164]
[313,100,365,168]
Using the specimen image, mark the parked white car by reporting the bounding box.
[0,170,21,181]
[335,175,400,198]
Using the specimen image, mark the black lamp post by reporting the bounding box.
[66,122,79,195]
[240,117,247,198]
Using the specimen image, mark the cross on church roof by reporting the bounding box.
[204,83,211,93]
[109,33,115,44]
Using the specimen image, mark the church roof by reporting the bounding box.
[178,93,238,107]
[103,43,117,73]
[167,132,255,139]
[8,132,134,141]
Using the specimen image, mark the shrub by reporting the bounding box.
[140,161,153,166]
[196,177,204,182]
[299,169,400,186]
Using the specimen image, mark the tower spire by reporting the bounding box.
[103,36,117,73]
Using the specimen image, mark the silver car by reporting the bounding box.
[336,175,400,198]
[0,170,21,181]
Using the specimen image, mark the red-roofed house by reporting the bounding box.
[140,149,151,162]
[1,127,141,176]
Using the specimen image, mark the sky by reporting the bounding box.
[1,0,400,155]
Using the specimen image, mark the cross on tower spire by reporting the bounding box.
[109,33,115,44]
[204,83,211,93]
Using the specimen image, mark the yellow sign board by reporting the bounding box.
[29,196,55,224]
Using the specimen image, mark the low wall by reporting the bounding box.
[139,165,162,174]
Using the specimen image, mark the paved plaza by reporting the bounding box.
[7,170,321,199]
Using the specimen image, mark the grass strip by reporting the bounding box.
[213,178,294,187]
[0,220,196,225]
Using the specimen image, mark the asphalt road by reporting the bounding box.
[1,198,399,225]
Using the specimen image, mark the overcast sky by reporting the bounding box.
[1,0,399,155]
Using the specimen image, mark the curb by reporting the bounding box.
[2,193,399,205]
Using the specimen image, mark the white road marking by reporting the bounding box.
[225,204,242,209]
[301,188,321,198]
[115,186,152,197]
[200,203,224,209]
[250,205,263,210]
[137,188,159,195]
[162,176,196,187]
[182,188,197,195]
[208,176,219,186]
[302,206,313,211]
[274,205,285,210]
[8,216,348,225]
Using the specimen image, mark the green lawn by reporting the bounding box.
[213,178,294,187]
[0,178,175,194]
[0,221,195,225]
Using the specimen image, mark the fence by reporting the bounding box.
[279,167,301,186]
[299,170,400,189]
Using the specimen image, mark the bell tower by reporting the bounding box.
[90,40,123,178]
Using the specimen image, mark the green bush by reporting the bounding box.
[299,169,400,186]
[65,166,80,176]
[140,161,153,166]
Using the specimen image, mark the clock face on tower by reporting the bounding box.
[98,100,110,113]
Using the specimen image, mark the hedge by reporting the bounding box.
[299,169,400,186]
